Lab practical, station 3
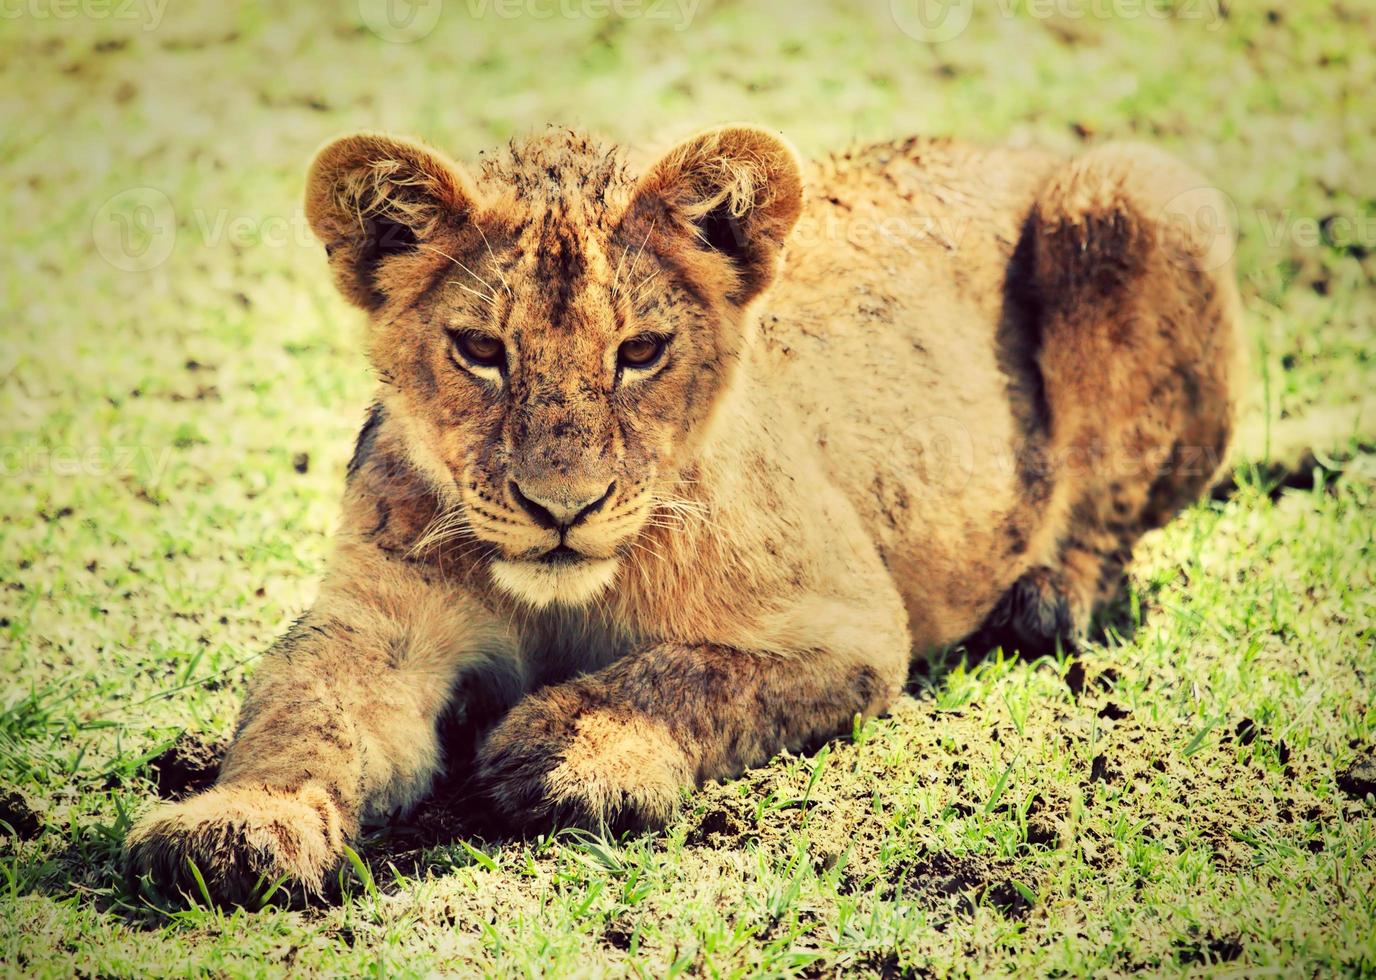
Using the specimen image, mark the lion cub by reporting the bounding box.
[125,125,1239,904]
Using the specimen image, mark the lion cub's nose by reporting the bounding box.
[510,480,615,530]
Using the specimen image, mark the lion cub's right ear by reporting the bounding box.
[305,133,480,312]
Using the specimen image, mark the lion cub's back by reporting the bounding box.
[760,138,1062,644]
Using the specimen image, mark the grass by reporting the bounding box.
[2,0,1374,975]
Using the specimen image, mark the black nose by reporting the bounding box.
[510,480,615,530]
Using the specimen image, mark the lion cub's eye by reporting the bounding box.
[450,330,505,370]
[618,334,668,370]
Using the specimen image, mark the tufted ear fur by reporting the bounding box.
[305,133,480,312]
[628,125,804,305]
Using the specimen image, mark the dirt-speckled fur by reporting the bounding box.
[124,125,1240,904]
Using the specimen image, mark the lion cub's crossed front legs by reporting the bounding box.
[125,552,907,905]
[469,567,908,834]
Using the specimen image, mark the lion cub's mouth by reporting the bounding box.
[538,544,586,566]
[489,548,620,609]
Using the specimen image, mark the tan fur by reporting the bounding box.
[124,125,1240,904]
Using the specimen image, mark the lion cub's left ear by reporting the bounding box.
[629,125,803,305]
[305,133,480,312]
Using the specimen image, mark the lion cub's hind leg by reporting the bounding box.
[1029,141,1240,511]
[967,535,1131,658]
[964,565,1078,659]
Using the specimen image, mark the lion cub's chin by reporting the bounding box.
[489,555,620,609]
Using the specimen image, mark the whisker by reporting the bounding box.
[649,496,725,535]
[626,216,658,290]
[410,506,481,556]
[625,537,666,563]
[419,243,498,300]
[610,245,628,300]
[474,223,513,297]
[447,281,495,306]
[630,268,663,307]
[641,514,694,533]
[652,499,707,517]
[649,498,709,520]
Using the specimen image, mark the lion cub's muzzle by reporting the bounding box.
[509,478,615,532]
[486,476,633,607]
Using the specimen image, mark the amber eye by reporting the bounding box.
[618,334,668,370]
[451,330,505,370]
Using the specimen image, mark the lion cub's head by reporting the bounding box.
[305,126,802,608]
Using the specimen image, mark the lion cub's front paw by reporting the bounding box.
[123,784,346,906]
[478,686,695,834]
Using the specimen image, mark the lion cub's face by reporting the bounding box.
[307,127,802,608]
